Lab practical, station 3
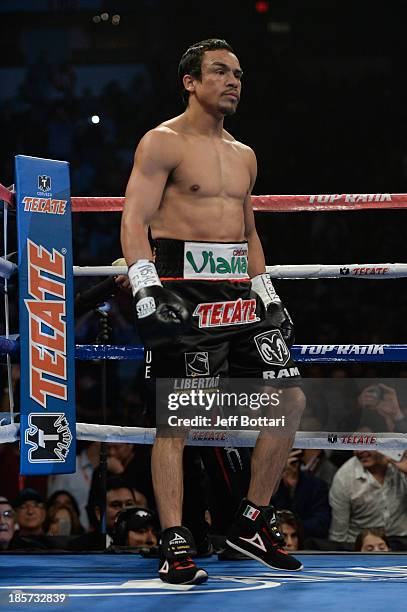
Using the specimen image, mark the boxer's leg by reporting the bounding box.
[148,341,206,584]
[152,437,185,529]
[226,310,305,570]
[247,386,305,501]
[146,282,229,584]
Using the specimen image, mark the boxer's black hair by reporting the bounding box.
[178,38,234,105]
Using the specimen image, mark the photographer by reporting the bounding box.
[271,449,331,539]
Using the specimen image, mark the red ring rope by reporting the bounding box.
[1,182,407,212]
[56,193,407,212]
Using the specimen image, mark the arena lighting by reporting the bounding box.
[255,1,269,13]
[101,12,109,21]
[91,115,100,124]
[112,14,121,25]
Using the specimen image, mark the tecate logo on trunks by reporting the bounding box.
[183,242,249,279]
[193,298,258,328]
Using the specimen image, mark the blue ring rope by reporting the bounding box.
[1,336,406,363]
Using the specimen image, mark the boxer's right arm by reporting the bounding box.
[120,129,191,342]
[121,128,179,264]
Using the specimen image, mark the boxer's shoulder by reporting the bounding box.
[222,131,257,171]
[222,128,247,148]
[142,124,181,145]
[155,115,189,137]
[136,125,183,169]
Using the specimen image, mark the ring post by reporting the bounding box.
[15,155,76,475]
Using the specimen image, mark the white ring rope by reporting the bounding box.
[1,422,406,450]
[3,259,407,280]
[71,263,407,279]
[0,256,17,279]
[2,207,14,423]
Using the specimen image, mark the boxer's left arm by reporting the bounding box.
[243,148,294,344]
[243,148,265,278]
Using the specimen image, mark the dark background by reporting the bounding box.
[1,0,407,423]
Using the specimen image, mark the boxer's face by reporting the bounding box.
[193,49,242,116]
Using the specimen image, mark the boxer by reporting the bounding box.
[121,38,305,585]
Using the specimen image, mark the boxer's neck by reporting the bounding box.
[182,104,225,137]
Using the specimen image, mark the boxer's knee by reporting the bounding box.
[280,386,306,414]
[291,386,306,410]
[154,436,186,451]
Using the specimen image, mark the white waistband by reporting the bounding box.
[183,241,249,280]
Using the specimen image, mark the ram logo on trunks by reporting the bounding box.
[263,367,300,379]
[254,330,290,366]
[25,413,72,463]
[193,298,258,328]
[25,239,67,408]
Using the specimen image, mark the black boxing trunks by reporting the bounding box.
[144,239,300,383]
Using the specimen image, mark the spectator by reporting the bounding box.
[355,527,390,552]
[48,440,99,530]
[93,477,136,537]
[47,489,83,529]
[302,449,338,486]
[107,443,153,503]
[277,510,304,552]
[88,442,154,521]
[112,507,158,548]
[329,450,407,545]
[13,489,46,537]
[0,439,47,502]
[44,504,83,536]
[358,384,407,433]
[0,497,16,550]
[271,450,331,539]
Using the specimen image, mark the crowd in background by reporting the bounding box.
[1,440,406,554]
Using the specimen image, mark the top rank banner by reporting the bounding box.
[15,155,76,475]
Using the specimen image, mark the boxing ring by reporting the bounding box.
[1,157,407,610]
[1,554,407,611]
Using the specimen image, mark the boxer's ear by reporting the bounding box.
[183,74,196,94]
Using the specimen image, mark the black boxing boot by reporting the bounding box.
[128,259,191,345]
[159,526,208,585]
[226,499,303,571]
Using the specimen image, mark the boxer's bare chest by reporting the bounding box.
[168,136,251,201]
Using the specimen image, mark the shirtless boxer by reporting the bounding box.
[121,39,305,585]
